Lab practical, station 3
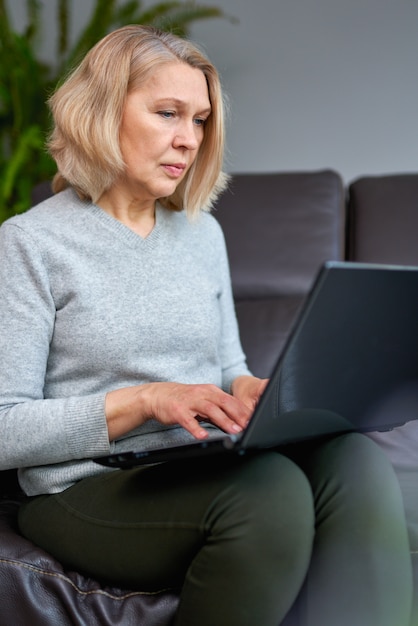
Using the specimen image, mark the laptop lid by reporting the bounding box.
[238,260,418,451]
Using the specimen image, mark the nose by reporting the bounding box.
[173,120,200,151]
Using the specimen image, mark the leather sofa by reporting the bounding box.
[1,169,417,625]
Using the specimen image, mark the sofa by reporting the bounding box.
[0,169,417,625]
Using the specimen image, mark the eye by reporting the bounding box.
[158,111,175,119]
[193,117,207,127]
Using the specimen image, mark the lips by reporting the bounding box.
[162,163,187,178]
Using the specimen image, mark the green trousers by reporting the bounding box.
[19,432,412,626]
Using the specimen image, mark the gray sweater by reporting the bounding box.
[0,189,250,495]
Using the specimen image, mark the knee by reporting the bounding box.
[207,452,315,559]
[308,432,406,526]
[325,432,402,497]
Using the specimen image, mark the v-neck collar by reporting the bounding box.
[87,201,169,250]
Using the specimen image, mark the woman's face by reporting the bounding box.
[116,61,211,206]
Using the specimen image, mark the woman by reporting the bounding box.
[0,25,412,626]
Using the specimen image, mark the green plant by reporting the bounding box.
[0,0,230,223]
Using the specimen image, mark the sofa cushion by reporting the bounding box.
[235,296,304,379]
[214,170,345,379]
[348,174,418,264]
[214,169,346,298]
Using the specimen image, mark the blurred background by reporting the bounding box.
[4,0,418,207]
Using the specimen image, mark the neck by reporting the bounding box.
[97,189,156,238]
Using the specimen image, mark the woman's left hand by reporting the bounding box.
[230,375,269,413]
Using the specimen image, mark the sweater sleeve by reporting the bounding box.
[0,222,111,470]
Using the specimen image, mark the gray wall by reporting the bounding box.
[189,0,418,182]
[8,0,418,182]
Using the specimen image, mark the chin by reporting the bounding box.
[156,182,181,199]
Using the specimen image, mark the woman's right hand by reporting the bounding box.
[105,382,252,442]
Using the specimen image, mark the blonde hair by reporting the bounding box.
[48,25,228,217]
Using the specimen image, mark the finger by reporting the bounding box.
[217,393,251,428]
[195,400,246,435]
[177,413,210,440]
[185,385,250,430]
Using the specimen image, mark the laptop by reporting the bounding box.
[94,261,418,469]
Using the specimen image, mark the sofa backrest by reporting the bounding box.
[348,174,418,265]
[213,170,346,377]
[214,169,346,298]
